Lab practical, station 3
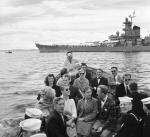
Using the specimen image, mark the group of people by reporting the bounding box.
[36,51,150,137]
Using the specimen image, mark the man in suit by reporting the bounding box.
[116,73,132,98]
[91,68,108,98]
[76,63,92,84]
[91,85,117,137]
[46,97,69,137]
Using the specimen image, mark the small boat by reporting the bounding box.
[5,51,13,54]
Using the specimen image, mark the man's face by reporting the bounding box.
[96,69,103,78]
[67,53,72,61]
[111,68,117,76]
[81,65,87,71]
[124,75,131,85]
[55,99,65,114]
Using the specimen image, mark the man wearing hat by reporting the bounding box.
[46,97,69,137]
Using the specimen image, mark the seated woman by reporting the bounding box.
[73,69,89,96]
[44,73,61,97]
[37,74,60,115]
[36,86,56,116]
[77,87,98,137]
[60,86,77,137]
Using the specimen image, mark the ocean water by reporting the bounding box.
[1,50,150,120]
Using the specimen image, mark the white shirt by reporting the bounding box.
[63,98,77,118]
[101,95,108,109]
[63,58,79,72]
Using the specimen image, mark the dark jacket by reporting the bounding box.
[69,85,83,105]
[91,77,108,98]
[115,83,131,98]
[52,85,61,97]
[115,111,143,137]
[46,110,69,137]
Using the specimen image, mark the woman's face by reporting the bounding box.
[48,76,54,86]
[84,88,92,99]
[62,86,70,96]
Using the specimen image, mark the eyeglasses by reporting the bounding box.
[111,71,116,73]
[65,88,69,91]
[80,73,84,75]
[125,79,131,81]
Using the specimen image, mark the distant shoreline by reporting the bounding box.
[0,49,38,52]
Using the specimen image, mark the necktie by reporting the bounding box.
[126,86,129,95]
[114,75,116,82]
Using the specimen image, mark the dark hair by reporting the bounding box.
[97,68,103,73]
[97,85,108,94]
[111,66,118,70]
[66,50,72,55]
[53,97,64,106]
[129,82,138,92]
[44,74,56,86]
[123,73,131,79]
[81,63,87,67]
[60,68,68,77]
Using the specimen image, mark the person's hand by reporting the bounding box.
[96,126,103,133]
[78,118,84,121]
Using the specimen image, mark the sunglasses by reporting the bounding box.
[65,88,69,91]
[80,73,84,75]
[125,79,131,81]
[111,71,116,73]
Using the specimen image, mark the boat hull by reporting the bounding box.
[36,43,150,52]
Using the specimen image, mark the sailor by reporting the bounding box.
[30,133,47,137]
[142,97,150,137]
[19,118,42,137]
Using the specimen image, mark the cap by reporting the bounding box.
[119,96,133,103]
[30,133,47,137]
[141,97,150,105]
[20,118,42,131]
[25,108,43,118]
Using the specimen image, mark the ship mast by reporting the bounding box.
[128,11,136,28]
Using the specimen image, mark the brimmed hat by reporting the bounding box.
[20,118,41,131]
[30,133,47,137]
[25,108,43,118]
[141,97,150,105]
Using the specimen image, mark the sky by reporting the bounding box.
[0,0,150,50]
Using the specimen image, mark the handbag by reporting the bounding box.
[76,121,93,136]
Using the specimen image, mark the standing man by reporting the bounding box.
[91,68,108,98]
[46,97,69,137]
[63,51,79,72]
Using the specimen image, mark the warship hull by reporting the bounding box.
[36,43,150,52]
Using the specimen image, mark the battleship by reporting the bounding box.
[36,13,150,52]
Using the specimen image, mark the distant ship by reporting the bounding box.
[36,13,150,52]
